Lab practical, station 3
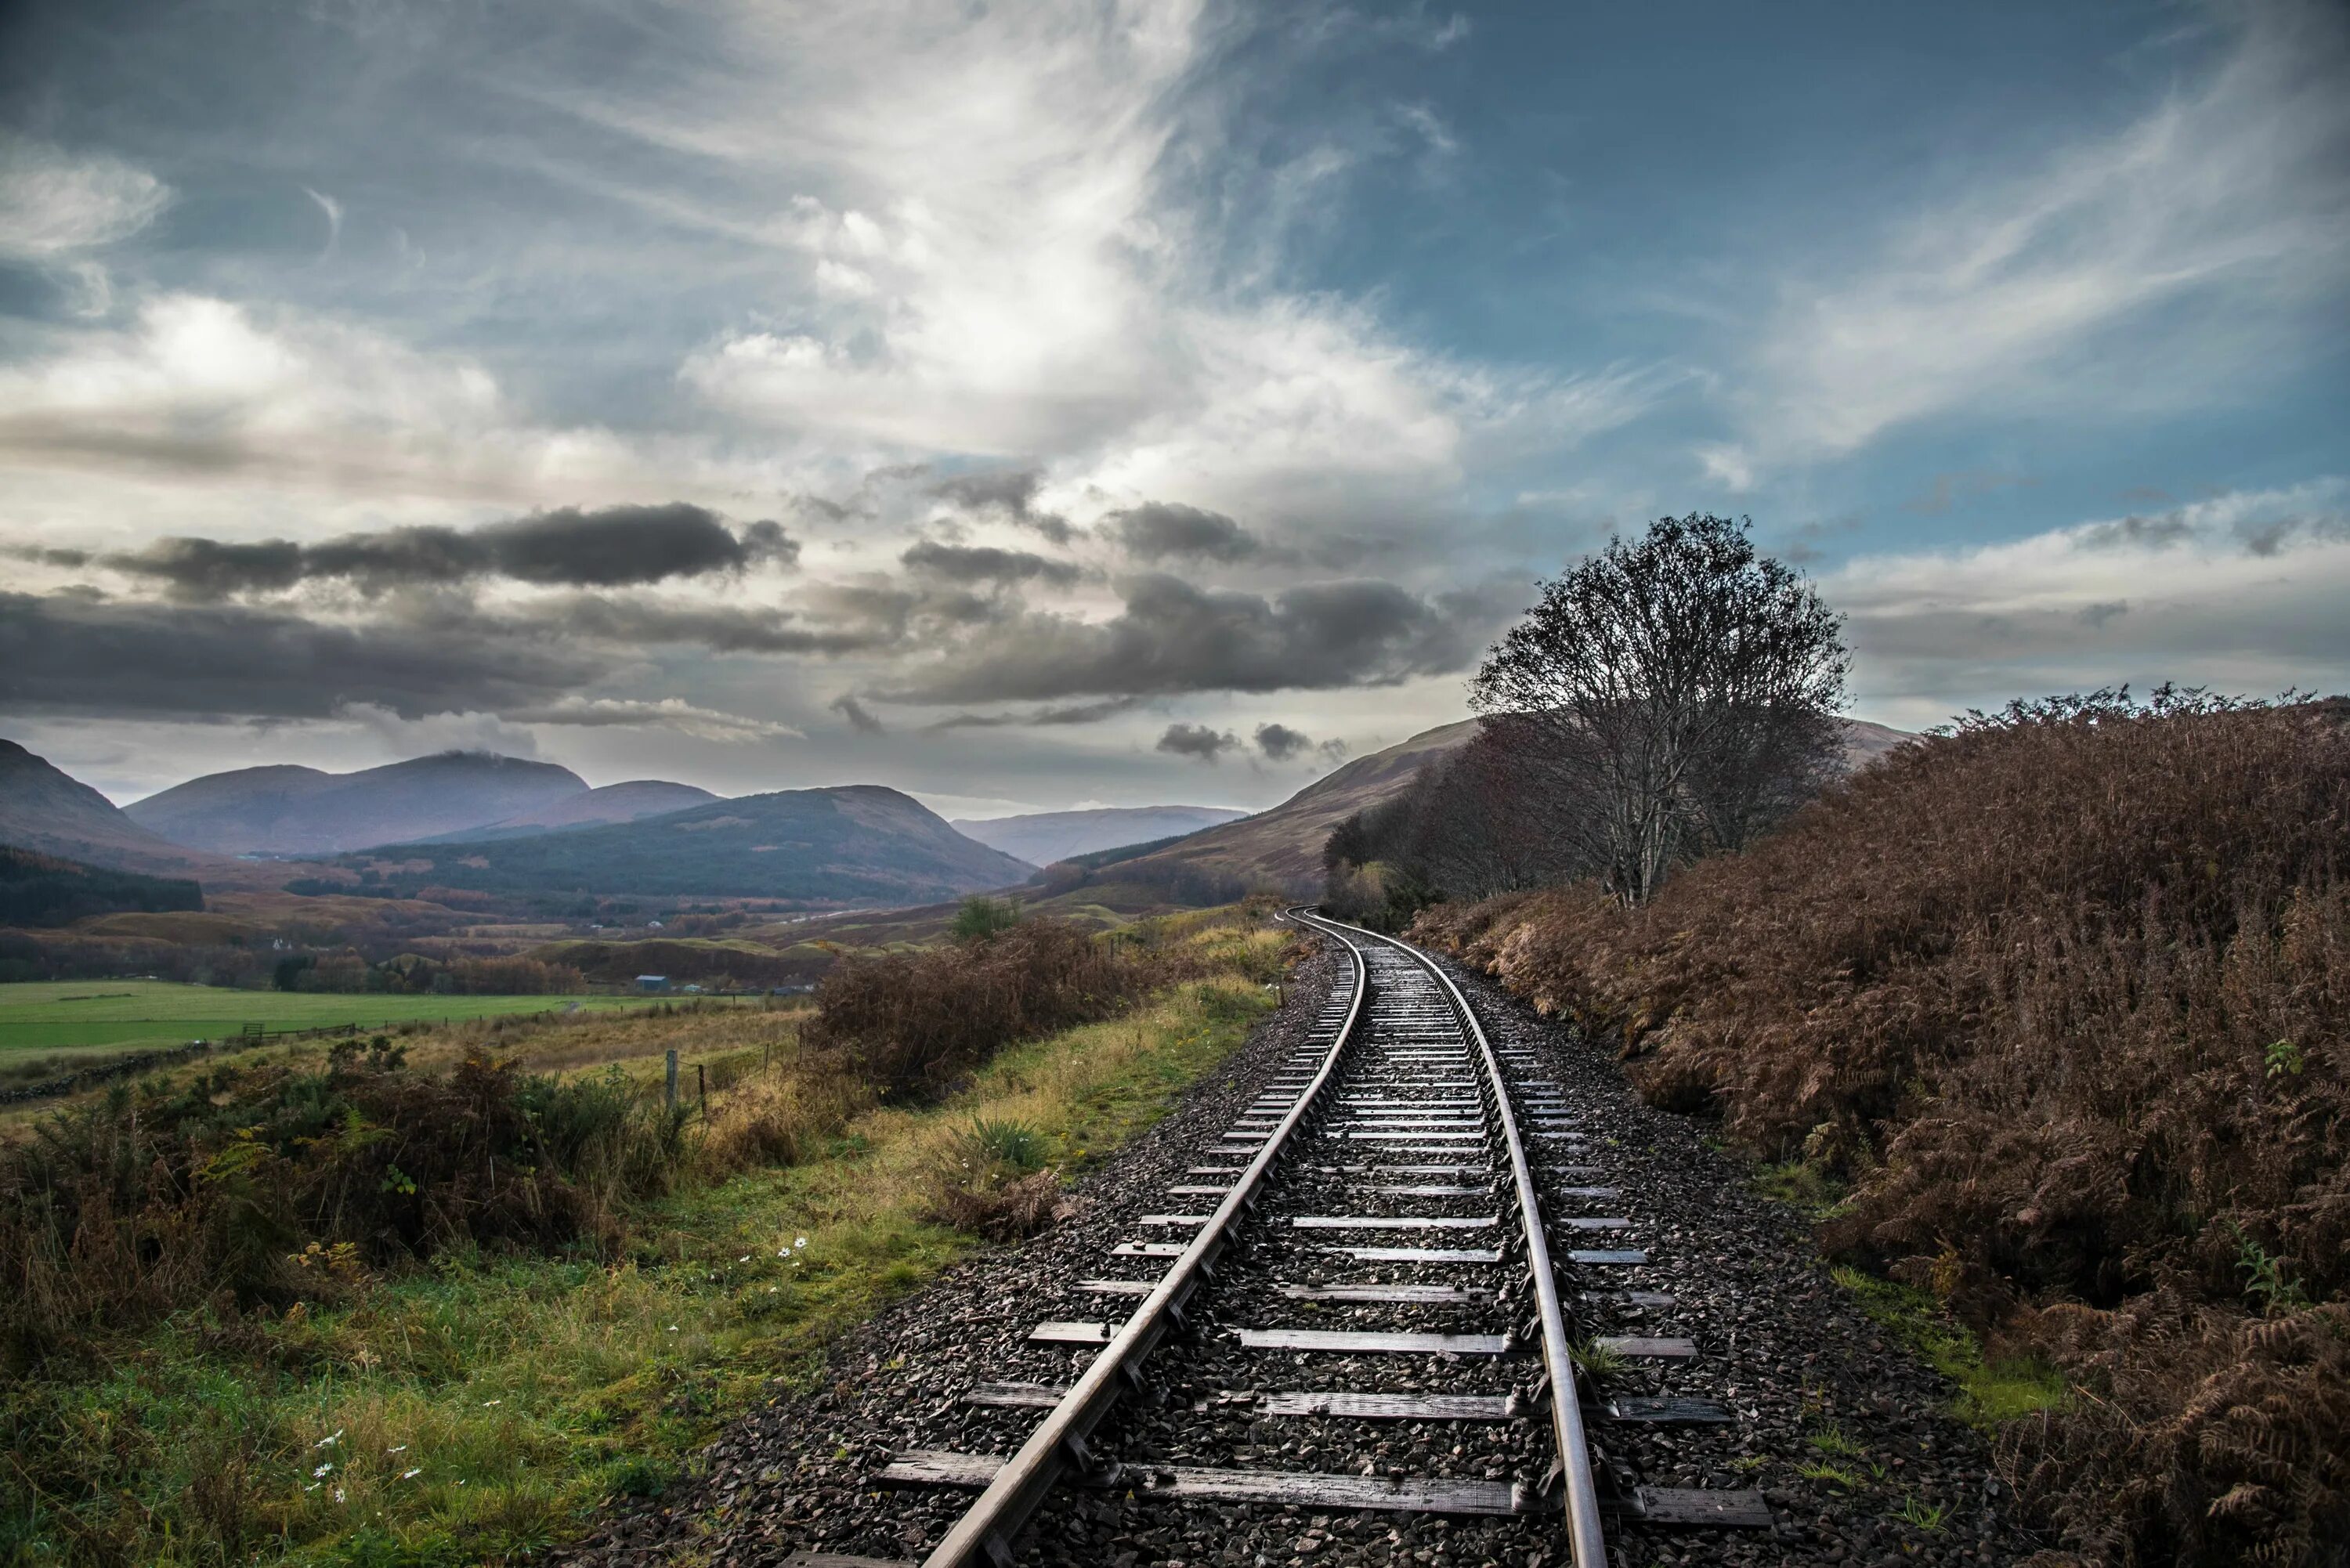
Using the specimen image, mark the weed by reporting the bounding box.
[1797,1460,1862,1490]
[1806,1422,1863,1458]
[1898,1494,1950,1534]
[966,1116,1046,1172]
[2225,1219,2311,1314]
[1573,1337,1628,1378]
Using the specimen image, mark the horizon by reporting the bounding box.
[3,1,2345,818]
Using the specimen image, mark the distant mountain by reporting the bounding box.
[1101,715,1915,899]
[0,738,228,877]
[342,785,1035,906]
[1100,720,1481,898]
[128,752,591,855]
[418,779,721,841]
[951,804,1250,865]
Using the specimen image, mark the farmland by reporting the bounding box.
[0,980,696,1074]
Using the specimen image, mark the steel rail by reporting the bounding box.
[920,910,1368,1568]
[1289,909,1610,1568]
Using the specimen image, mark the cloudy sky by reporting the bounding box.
[2,0,2344,816]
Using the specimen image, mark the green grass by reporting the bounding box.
[0,936,1280,1566]
[0,981,683,1064]
[1828,1263,2070,1427]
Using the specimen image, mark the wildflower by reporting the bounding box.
[738,1255,750,1263]
[401,1468,422,1481]
[314,1429,343,1450]
[768,1285,779,1294]
[796,1236,808,1248]
[386,1445,407,1455]
[313,1463,334,1478]
[334,1487,346,1504]
[667,1324,679,1332]
[481,1399,501,1407]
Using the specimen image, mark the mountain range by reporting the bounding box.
[123,754,714,856]
[343,785,1033,906]
[950,804,1249,865]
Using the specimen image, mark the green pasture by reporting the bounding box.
[0,981,680,1069]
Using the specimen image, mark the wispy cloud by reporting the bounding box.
[1719,0,2350,473]
[0,135,169,258]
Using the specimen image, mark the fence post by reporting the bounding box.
[697,1062,707,1120]
[665,1049,678,1111]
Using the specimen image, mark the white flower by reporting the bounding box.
[333,1487,346,1504]
[313,1463,333,1478]
[795,1236,808,1248]
[401,1468,422,1481]
[481,1399,501,1407]
[667,1324,679,1332]
[386,1445,407,1455]
[737,1255,750,1263]
[314,1430,342,1449]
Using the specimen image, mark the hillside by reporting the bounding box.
[1102,718,1480,897]
[1108,714,1915,899]
[344,785,1035,906]
[1413,693,2350,1564]
[426,779,721,840]
[0,738,229,877]
[0,844,204,928]
[127,752,591,855]
[950,804,1249,865]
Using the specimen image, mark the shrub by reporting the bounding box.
[0,1048,678,1368]
[1415,690,2350,1564]
[801,918,1155,1098]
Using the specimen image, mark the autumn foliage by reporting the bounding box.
[1413,691,2350,1565]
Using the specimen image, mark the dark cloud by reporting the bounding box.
[1904,470,2033,516]
[2080,512,2195,550]
[1253,722,1311,761]
[877,574,1477,704]
[0,591,598,721]
[103,504,796,599]
[1104,501,1260,562]
[928,468,1073,544]
[5,545,95,569]
[1156,722,1239,762]
[830,693,885,733]
[924,696,1149,731]
[901,539,1083,587]
[2077,600,2129,628]
[542,595,886,655]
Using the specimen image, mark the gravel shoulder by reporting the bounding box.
[558,932,2043,1568]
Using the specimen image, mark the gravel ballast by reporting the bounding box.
[559,926,2043,1568]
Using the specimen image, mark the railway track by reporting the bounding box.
[863,909,1771,1567]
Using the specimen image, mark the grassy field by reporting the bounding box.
[0,981,693,1069]
[0,911,1292,1566]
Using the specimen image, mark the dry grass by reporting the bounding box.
[1415,692,2350,1566]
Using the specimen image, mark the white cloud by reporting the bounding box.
[1730,0,2350,468]
[0,293,673,511]
[1824,478,2350,724]
[0,135,170,258]
[645,0,1651,530]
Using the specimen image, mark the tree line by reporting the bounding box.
[1325,514,1849,927]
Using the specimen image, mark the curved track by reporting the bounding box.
[888,909,1767,1566]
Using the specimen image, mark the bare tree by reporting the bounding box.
[1470,514,1847,905]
